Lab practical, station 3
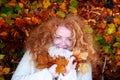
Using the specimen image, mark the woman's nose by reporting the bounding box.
[58,40,67,48]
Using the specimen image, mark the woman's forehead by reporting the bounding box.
[55,26,71,37]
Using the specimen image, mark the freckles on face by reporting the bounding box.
[53,26,72,50]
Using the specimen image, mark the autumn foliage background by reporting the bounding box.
[0,0,120,80]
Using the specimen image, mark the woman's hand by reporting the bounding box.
[48,64,58,78]
[48,56,77,79]
[65,56,77,74]
[58,69,77,80]
[57,57,77,80]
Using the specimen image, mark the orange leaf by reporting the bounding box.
[114,17,120,25]
[0,32,8,37]
[59,2,67,12]
[55,57,68,73]
[43,0,51,8]
[115,31,120,38]
[116,49,120,55]
[96,21,107,29]
[37,54,48,65]
[31,17,41,24]
[49,11,56,17]
[103,35,113,43]
[117,62,120,66]
[3,67,10,74]
[56,57,68,66]
[56,65,66,73]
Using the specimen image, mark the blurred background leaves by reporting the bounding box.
[0,0,120,80]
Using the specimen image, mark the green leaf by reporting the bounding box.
[50,0,64,2]
[84,25,93,34]
[6,10,13,15]
[69,6,77,14]
[58,0,64,2]
[30,10,34,14]
[105,23,116,34]
[50,0,57,2]
[113,42,120,48]
[95,34,103,40]
[2,0,7,3]
[11,13,19,18]
[111,54,115,60]
[56,11,65,18]
[118,26,120,31]
[0,42,5,49]
[103,46,112,53]
[32,1,38,6]
[6,20,14,25]
[0,54,5,59]
[0,13,7,17]
[95,34,109,46]
[70,0,78,8]
[14,4,21,11]
[0,6,13,15]
[0,76,5,80]
[12,61,19,68]
[99,38,109,46]
[116,36,120,42]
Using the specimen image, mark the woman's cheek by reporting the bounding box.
[53,39,60,45]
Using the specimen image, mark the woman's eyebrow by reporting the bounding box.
[54,34,61,37]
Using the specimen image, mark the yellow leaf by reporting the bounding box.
[19,2,24,8]
[78,63,90,74]
[56,11,65,18]
[43,0,51,8]
[80,52,88,60]
[84,25,93,34]
[69,6,77,14]
[0,54,5,59]
[117,49,120,55]
[49,11,56,17]
[25,30,29,37]
[32,17,41,24]
[0,76,4,80]
[3,67,10,74]
[114,17,120,25]
[59,2,66,11]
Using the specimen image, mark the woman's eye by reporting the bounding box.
[67,38,72,41]
[55,36,61,39]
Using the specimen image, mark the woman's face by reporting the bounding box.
[53,26,72,50]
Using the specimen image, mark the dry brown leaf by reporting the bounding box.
[55,57,68,73]
[56,65,66,73]
[0,32,8,37]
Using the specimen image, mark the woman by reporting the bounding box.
[11,14,100,80]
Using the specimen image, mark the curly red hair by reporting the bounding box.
[25,14,102,75]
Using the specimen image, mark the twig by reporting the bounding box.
[102,55,107,80]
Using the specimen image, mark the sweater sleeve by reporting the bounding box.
[57,69,77,80]
[77,63,92,80]
[11,51,53,80]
